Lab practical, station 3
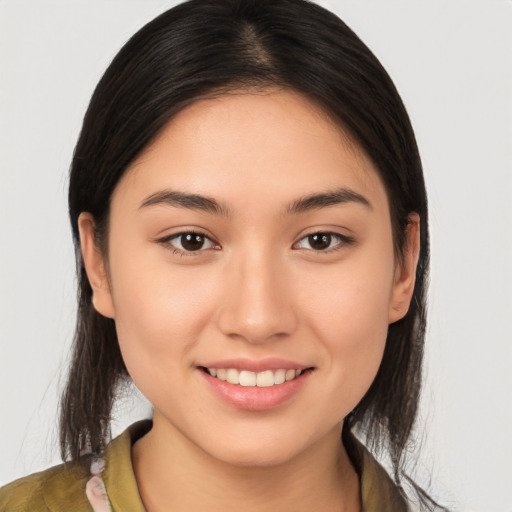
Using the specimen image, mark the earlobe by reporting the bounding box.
[388,213,421,324]
[78,212,115,319]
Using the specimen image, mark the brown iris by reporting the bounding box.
[307,233,332,250]
[181,233,206,251]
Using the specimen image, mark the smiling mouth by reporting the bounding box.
[200,367,313,387]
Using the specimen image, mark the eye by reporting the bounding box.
[294,232,352,252]
[163,231,218,253]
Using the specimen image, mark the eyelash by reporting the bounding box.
[158,230,219,257]
[157,230,355,256]
[293,232,355,253]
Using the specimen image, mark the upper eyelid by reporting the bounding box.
[295,230,352,242]
[157,228,214,242]
[292,222,354,238]
[295,232,345,244]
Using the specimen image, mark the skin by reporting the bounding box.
[79,89,419,512]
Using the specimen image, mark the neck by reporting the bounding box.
[132,412,361,512]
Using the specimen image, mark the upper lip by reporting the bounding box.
[198,358,312,373]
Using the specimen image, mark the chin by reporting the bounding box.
[211,442,300,468]
[196,426,322,469]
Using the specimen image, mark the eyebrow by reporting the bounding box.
[140,190,231,217]
[139,186,372,217]
[286,188,372,214]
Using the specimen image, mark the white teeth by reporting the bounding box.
[239,370,256,387]
[206,367,306,387]
[226,368,240,384]
[285,369,296,381]
[274,369,286,385]
[256,370,274,387]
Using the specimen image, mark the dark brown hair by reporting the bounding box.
[62,0,441,508]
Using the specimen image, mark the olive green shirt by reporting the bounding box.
[0,421,409,511]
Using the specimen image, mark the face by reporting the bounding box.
[80,90,418,467]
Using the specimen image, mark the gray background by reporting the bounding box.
[1,1,511,510]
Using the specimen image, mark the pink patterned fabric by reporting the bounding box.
[85,458,112,512]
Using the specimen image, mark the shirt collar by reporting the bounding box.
[102,420,409,512]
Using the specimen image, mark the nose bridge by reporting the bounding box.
[217,245,297,343]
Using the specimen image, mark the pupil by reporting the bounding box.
[309,233,331,250]
[182,233,204,251]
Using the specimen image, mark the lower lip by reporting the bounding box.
[199,369,311,411]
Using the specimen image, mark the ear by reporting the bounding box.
[388,213,421,324]
[78,212,115,319]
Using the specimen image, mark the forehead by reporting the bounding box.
[113,89,386,213]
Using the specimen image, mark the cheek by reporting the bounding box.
[299,252,394,401]
[106,242,219,390]
[331,291,388,394]
[302,249,394,334]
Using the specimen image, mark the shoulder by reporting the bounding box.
[0,459,92,512]
[0,421,151,512]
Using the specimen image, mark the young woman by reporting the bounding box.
[1,0,446,510]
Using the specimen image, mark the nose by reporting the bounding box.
[216,250,298,344]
